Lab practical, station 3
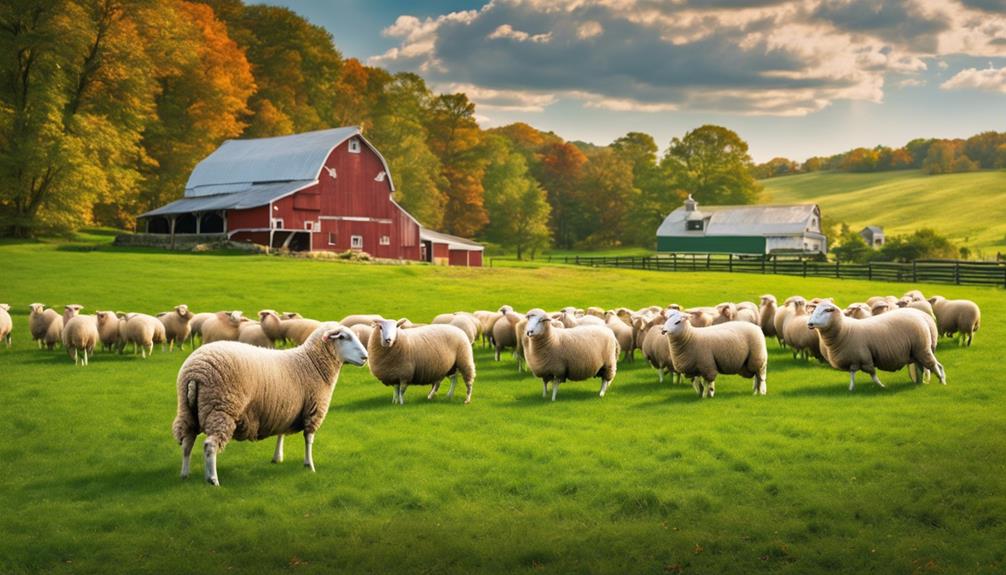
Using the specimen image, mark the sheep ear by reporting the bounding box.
[396,318,409,327]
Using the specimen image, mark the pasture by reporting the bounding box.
[762,170,1006,254]
[1,240,1004,574]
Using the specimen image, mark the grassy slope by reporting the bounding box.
[1,243,1004,574]
[762,170,1006,254]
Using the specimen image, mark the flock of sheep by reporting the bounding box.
[0,289,980,486]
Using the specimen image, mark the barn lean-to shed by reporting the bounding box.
[138,127,483,265]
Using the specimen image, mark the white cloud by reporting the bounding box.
[576,21,604,39]
[441,83,558,111]
[941,64,1006,92]
[487,24,552,43]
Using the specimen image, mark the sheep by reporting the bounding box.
[492,308,523,361]
[62,313,99,366]
[685,308,714,328]
[350,323,373,347]
[172,322,368,486]
[603,311,635,361]
[523,308,618,401]
[238,322,273,348]
[806,304,946,390]
[0,304,11,348]
[158,304,193,351]
[641,313,679,384]
[188,312,216,345]
[29,304,64,350]
[472,310,501,348]
[661,310,767,398]
[115,312,135,352]
[123,313,167,358]
[448,314,479,345]
[758,295,778,338]
[338,314,384,328]
[432,313,456,325]
[927,296,981,346]
[62,304,83,322]
[368,319,476,404]
[735,302,760,324]
[202,311,244,344]
[870,301,891,316]
[585,306,606,318]
[560,311,605,328]
[280,312,302,320]
[903,289,925,302]
[844,303,872,319]
[773,296,802,346]
[896,296,935,317]
[782,299,823,361]
[94,311,120,351]
[711,303,737,325]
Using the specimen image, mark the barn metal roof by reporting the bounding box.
[657,204,820,237]
[184,126,394,196]
[420,228,484,251]
[139,180,315,217]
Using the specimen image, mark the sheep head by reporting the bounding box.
[0,303,9,312]
[319,323,368,366]
[375,319,409,348]
[524,309,551,338]
[661,310,690,336]
[807,303,841,331]
[175,304,191,319]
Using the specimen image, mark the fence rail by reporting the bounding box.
[549,254,1006,287]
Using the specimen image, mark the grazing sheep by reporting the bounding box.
[62,314,99,366]
[927,296,981,346]
[685,308,714,328]
[338,314,384,328]
[896,297,935,317]
[871,301,893,316]
[115,312,135,352]
[585,306,606,318]
[641,313,679,384]
[0,304,11,348]
[159,304,193,351]
[29,304,64,350]
[446,313,479,344]
[603,311,635,361]
[807,304,946,390]
[903,289,925,302]
[472,310,501,348]
[711,303,737,325]
[758,295,778,338]
[783,299,823,361]
[523,308,618,401]
[202,311,244,344]
[124,313,167,358]
[94,311,121,351]
[368,319,476,404]
[188,312,215,346]
[492,308,523,361]
[172,322,368,486]
[62,304,83,322]
[560,311,605,328]
[661,310,768,398]
[431,313,456,325]
[844,303,872,319]
[735,302,760,324]
[773,296,802,346]
[238,322,273,348]
[280,312,302,320]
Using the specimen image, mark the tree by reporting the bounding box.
[873,228,957,262]
[574,148,639,248]
[425,93,488,237]
[612,131,674,246]
[367,73,447,229]
[481,135,550,258]
[535,141,586,248]
[0,0,163,236]
[831,223,871,263]
[963,131,1006,169]
[661,125,762,206]
[905,138,933,168]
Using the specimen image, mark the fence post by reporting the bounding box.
[868,262,872,281]
[772,258,777,274]
[955,262,960,285]
[728,253,733,273]
[706,254,711,270]
[803,260,808,278]
[912,261,917,283]
[575,255,580,266]
[835,260,840,278]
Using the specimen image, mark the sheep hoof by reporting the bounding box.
[206,477,219,486]
[304,463,315,472]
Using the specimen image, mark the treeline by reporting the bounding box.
[831,225,964,263]
[755,131,1006,179]
[0,0,762,254]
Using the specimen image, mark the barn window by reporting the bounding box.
[348,139,361,154]
[351,235,363,249]
[272,218,284,229]
[328,232,337,246]
[686,220,704,231]
[304,221,315,231]
[375,171,386,182]
[380,235,390,246]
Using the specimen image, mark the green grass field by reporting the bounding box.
[2,241,1004,574]
[762,170,1006,255]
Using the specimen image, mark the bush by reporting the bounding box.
[871,228,957,262]
[831,224,871,263]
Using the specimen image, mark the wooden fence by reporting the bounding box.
[551,254,1006,287]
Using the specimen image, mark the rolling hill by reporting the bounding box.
[761,170,1006,256]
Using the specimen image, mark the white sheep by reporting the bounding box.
[29,304,63,350]
[661,310,768,398]
[927,296,981,346]
[123,313,167,358]
[492,307,523,361]
[807,304,946,390]
[338,314,384,328]
[188,312,216,346]
[95,311,120,351]
[238,322,273,348]
[350,323,374,348]
[758,295,777,338]
[368,319,476,405]
[0,304,11,348]
[603,311,635,361]
[172,322,368,486]
[158,304,193,351]
[782,299,823,361]
[259,310,322,346]
[641,313,679,384]
[896,296,935,317]
[773,296,802,346]
[448,313,479,345]
[472,310,501,348]
[843,303,872,319]
[523,308,618,401]
[62,313,99,366]
[201,311,244,344]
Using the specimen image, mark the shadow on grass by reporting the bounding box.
[779,378,925,397]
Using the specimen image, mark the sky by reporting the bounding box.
[254,0,1006,162]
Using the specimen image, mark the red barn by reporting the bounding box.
[138,127,483,265]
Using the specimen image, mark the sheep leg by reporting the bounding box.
[398,382,409,405]
[445,374,458,400]
[599,379,612,397]
[656,368,664,384]
[494,347,501,361]
[83,348,89,366]
[272,435,284,463]
[691,377,702,395]
[303,432,315,472]
[180,435,195,478]
[542,380,549,398]
[703,378,716,398]
[869,371,885,388]
[73,348,79,366]
[848,370,857,391]
[203,439,220,486]
[551,379,562,401]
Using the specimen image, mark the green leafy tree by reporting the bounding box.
[574,148,639,248]
[873,228,958,262]
[534,141,586,248]
[611,131,673,246]
[481,135,550,259]
[661,125,762,206]
[831,223,871,263]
